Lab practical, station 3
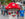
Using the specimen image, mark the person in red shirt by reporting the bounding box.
[16,9,20,19]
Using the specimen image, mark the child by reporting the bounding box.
[20,8,24,17]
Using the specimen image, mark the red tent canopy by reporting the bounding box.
[5,2,20,9]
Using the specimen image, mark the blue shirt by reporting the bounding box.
[20,10,24,14]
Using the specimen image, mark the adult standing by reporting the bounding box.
[1,5,4,15]
[4,5,8,16]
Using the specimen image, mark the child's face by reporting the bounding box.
[21,8,23,10]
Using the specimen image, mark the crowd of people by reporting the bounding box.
[0,0,25,17]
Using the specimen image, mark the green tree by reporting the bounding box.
[7,0,11,4]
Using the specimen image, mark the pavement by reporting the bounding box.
[0,15,24,19]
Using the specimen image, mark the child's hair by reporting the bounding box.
[23,1,25,4]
